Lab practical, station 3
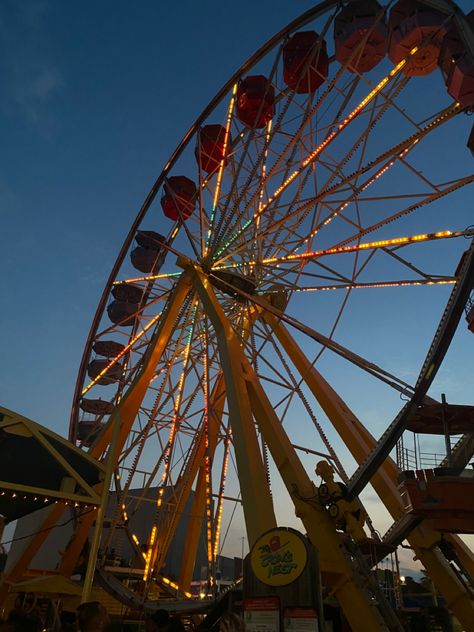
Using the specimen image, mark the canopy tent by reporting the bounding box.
[0,405,105,524]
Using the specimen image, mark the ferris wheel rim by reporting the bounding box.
[68,0,474,440]
[65,1,474,604]
[68,0,348,440]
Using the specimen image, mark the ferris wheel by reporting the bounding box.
[9,1,474,629]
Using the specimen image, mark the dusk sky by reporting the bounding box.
[1,0,473,570]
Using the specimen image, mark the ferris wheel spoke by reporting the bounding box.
[288,278,456,292]
[62,0,474,614]
[333,174,474,250]
[213,56,421,260]
[258,318,348,475]
[210,12,341,253]
[246,229,468,275]
[214,124,466,271]
[215,32,384,255]
[320,110,462,201]
[312,76,411,202]
[209,48,284,252]
[243,287,419,396]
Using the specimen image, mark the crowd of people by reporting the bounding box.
[0,603,187,632]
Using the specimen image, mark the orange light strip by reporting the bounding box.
[81,311,162,396]
[113,272,181,285]
[286,102,461,259]
[215,230,459,270]
[251,120,273,272]
[212,84,237,211]
[156,312,195,509]
[264,51,415,209]
[293,279,455,292]
[258,120,273,218]
[203,340,214,568]
[213,431,231,560]
[215,101,462,265]
[159,575,192,598]
[143,525,157,581]
[261,230,457,265]
[205,84,237,257]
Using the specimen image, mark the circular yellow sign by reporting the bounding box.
[250,528,308,586]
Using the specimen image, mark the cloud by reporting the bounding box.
[11,63,63,125]
[0,1,63,130]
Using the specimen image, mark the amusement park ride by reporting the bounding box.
[1,0,474,630]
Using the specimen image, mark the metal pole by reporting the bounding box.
[81,413,121,603]
[441,394,452,467]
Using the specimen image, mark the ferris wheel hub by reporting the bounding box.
[209,269,256,300]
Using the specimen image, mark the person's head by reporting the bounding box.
[145,610,169,632]
[6,610,42,632]
[77,602,110,632]
[166,618,184,632]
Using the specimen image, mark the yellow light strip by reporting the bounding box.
[293,101,460,255]
[294,279,455,292]
[81,311,162,396]
[251,120,273,273]
[113,272,181,284]
[203,343,214,568]
[213,431,231,560]
[212,84,237,212]
[159,575,192,598]
[215,230,459,271]
[205,84,237,257]
[258,120,273,218]
[157,316,195,509]
[261,230,456,265]
[143,525,157,581]
[214,101,461,267]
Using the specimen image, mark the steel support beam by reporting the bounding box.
[192,266,396,632]
[59,272,193,577]
[264,311,474,631]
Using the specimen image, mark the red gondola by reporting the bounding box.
[111,283,143,303]
[107,300,138,327]
[439,12,474,74]
[195,125,229,175]
[334,0,387,73]
[92,340,125,357]
[131,247,163,273]
[440,12,474,107]
[446,57,474,108]
[388,0,446,76]
[161,175,197,220]
[131,230,166,273]
[87,359,123,384]
[283,31,328,93]
[236,75,275,128]
[135,230,165,250]
[79,399,115,416]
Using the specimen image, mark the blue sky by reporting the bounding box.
[1,0,473,570]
